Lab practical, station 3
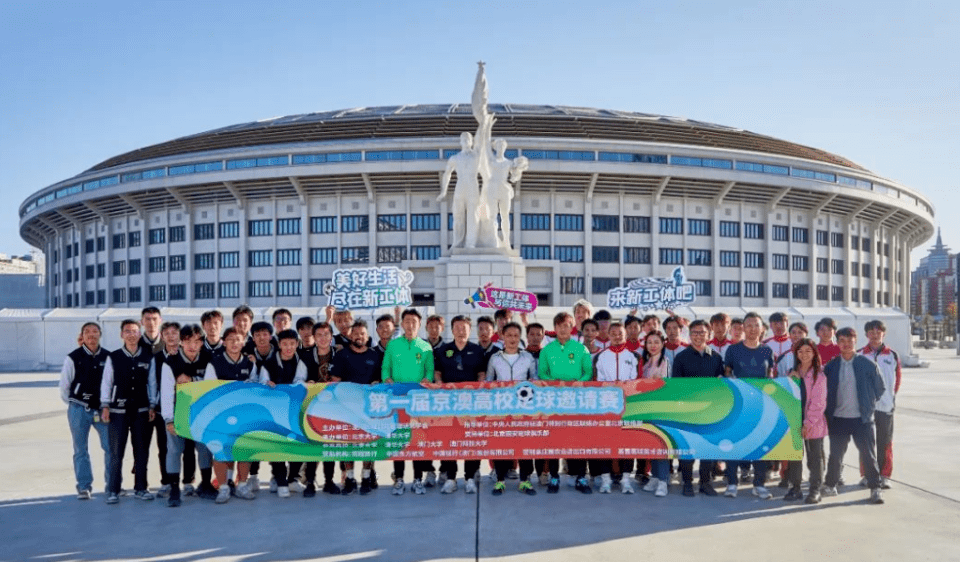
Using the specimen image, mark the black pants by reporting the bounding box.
[304,461,336,483]
[614,458,635,475]
[679,459,713,484]
[494,459,533,482]
[536,459,558,478]
[182,438,196,484]
[787,437,825,490]
[874,410,894,478]
[725,460,768,486]
[269,462,294,486]
[143,414,172,485]
[393,460,432,480]
[440,460,481,481]
[107,410,150,494]
[825,416,881,489]
[567,459,609,479]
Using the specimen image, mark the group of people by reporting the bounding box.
[60,300,900,508]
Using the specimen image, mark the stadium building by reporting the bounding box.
[19,105,935,312]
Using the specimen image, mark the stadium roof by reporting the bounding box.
[89,104,868,173]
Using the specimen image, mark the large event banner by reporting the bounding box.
[174,378,802,462]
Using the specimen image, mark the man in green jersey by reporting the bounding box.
[382,309,435,496]
[537,312,593,494]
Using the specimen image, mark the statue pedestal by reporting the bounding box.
[433,252,526,319]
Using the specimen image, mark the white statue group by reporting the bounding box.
[438,63,529,252]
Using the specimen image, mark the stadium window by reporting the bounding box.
[169,284,186,301]
[744,252,764,269]
[85,239,95,254]
[792,255,809,271]
[772,283,788,298]
[659,217,683,234]
[377,214,406,232]
[148,228,165,245]
[85,291,94,306]
[277,249,302,266]
[129,259,141,275]
[194,223,215,240]
[861,263,870,278]
[745,282,766,298]
[831,286,845,301]
[85,265,94,280]
[521,245,551,260]
[96,237,105,252]
[772,225,788,241]
[310,248,337,264]
[623,216,651,233]
[719,221,740,238]
[720,251,740,267]
[277,280,302,297]
[831,232,844,248]
[248,250,272,267]
[688,249,711,266]
[862,289,871,304]
[744,223,764,239]
[96,263,105,278]
[659,248,683,265]
[311,216,337,233]
[310,279,332,296]
[219,282,240,299]
[169,226,186,243]
[851,288,860,302]
[862,237,872,252]
[411,245,441,260]
[342,215,369,232]
[792,284,810,299]
[112,261,126,276]
[816,285,828,301]
[129,287,142,303]
[170,255,186,272]
[816,230,829,246]
[341,246,369,264]
[219,252,239,268]
[248,220,273,237]
[720,281,740,297]
[560,277,584,294]
[113,288,126,304]
[194,283,215,300]
[851,235,860,250]
[832,259,844,275]
[554,214,583,231]
[217,222,239,239]
[816,257,828,273]
[277,218,301,235]
[772,254,788,270]
[195,253,215,270]
[377,246,407,263]
[592,215,619,232]
[792,227,809,244]
[623,247,651,264]
[410,214,440,231]
[149,285,166,302]
[248,281,272,298]
[592,277,620,294]
[688,219,711,236]
[693,279,711,296]
[592,246,620,263]
[148,257,165,273]
[554,245,584,262]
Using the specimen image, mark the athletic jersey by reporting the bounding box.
[592,336,611,352]
[537,338,592,381]
[593,344,642,382]
[776,350,796,377]
[60,345,110,410]
[434,342,488,383]
[763,334,792,361]
[101,345,154,413]
[330,347,382,385]
[204,352,256,382]
[486,350,538,381]
[859,344,901,413]
[817,342,841,365]
[381,337,434,383]
[259,352,307,385]
[663,341,688,365]
[625,339,642,353]
[707,338,731,360]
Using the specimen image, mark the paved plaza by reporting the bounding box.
[1,349,958,562]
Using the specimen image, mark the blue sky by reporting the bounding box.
[2,0,957,266]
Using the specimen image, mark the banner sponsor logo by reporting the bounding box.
[323,266,414,310]
[465,282,538,313]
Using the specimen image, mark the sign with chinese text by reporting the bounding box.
[175,377,801,462]
[607,266,696,310]
[464,283,538,313]
[323,266,414,310]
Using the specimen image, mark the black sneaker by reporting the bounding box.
[197,482,218,500]
[303,482,316,498]
[323,481,342,495]
[777,479,790,489]
[227,479,236,496]
[359,478,372,495]
[574,477,593,494]
[342,478,358,496]
[805,490,822,504]
[682,482,695,497]
[698,481,718,496]
[369,470,379,490]
[783,487,803,501]
[167,485,181,508]
[547,477,560,494]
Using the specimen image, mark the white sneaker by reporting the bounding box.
[599,474,612,494]
[441,479,458,494]
[859,477,869,488]
[642,477,660,493]
[655,481,668,497]
[621,478,635,494]
[247,475,260,492]
[392,478,405,495]
[215,485,231,504]
[425,471,437,488]
[724,485,738,498]
[269,478,278,493]
[156,484,171,498]
[539,472,550,486]
[506,468,519,480]
[465,478,477,494]
[287,480,304,494]
[753,486,772,500]
[413,479,426,495]
[235,482,255,500]
[277,486,290,498]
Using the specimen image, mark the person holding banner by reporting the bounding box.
[593,321,641,494]
[538,312,593,494]
[382,309,435,496]
[672,319,724,497]
[486,322,539,496]
[301,321,344,497]
[784,338,827,503]
[148,322,180,498]
[723,312,776,499]
[434,315,491,494]
[662,316,688,365]
[201,310,224,356]
[259,329,308,498]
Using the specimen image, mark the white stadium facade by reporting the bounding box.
[19,104,935,313]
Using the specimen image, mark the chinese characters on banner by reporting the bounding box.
[464,282,538,313]
[607,266,697,311]
[323,266,414,310]
[176,378,801,463]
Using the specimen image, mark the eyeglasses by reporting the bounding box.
[689,330,708,336]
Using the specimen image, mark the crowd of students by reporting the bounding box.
[59,301,900,507]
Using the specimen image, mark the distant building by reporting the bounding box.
[911,229,956,319]
[0,251,44,275]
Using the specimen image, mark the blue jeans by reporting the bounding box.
[651,459,670,481]
[67,402,111,493]
[165,432,212,476]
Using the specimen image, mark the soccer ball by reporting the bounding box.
[515,384,535,407]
